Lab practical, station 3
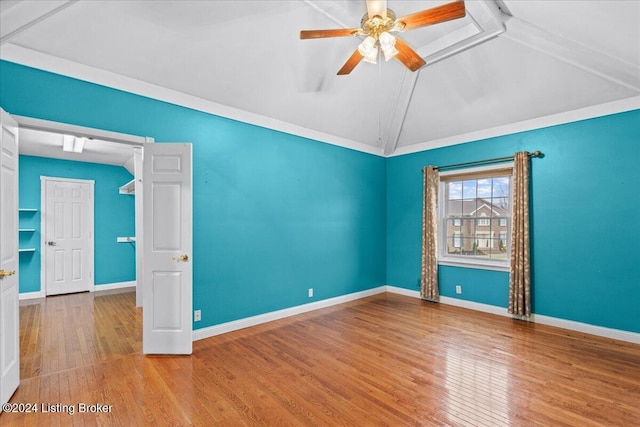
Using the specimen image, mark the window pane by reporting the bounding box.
[492,177,510,197]
[462,199,476,216]
[477,178,492,199]
[492,197,509,213]
[448,200,462,217]
[498,233,507,253]
[489,240,508,259]
[462,218,475,235]
[460,237,472,255]
[447,233,463,254]
[448,182,462,199]
[476,218,490,226]
[462,180,477,199]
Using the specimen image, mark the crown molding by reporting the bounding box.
[3,44,638,160]
[0,44,384,157]
[391,95,640,157]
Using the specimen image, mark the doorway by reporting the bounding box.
[2,109,194,405]
[14,114,194,356]
[17,115,146,304]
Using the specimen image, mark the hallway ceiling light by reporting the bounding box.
[62,135,85,153]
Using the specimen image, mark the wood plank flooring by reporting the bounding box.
[2,289,639,426]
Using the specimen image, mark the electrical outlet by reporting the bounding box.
[455,285,462,294]
[308,288,313,298]
[194,310,201,322]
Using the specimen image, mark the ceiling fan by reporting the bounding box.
[300,0,466,75]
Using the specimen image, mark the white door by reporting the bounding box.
[133,147,144,308]
[43,178,94,296]
[142,143,192,355]
[0,109,20,405]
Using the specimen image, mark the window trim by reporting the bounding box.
[438,163,513,272]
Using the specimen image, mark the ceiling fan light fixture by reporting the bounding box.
[379,31,399,61]
[358,36,378,64]
[300,1,466,75]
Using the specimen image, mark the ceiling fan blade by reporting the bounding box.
[397,1,466,31]
[366,0,387,18]
[300,29,358,39]
[337,49,364,75]
[394,37,426,72]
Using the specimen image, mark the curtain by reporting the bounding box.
[508,152,531,317]
[421,166,439,301]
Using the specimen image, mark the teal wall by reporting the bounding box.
[3,60,638,334]
[387,110,640,333]
[18,155,135,293]
[1,61,387,329]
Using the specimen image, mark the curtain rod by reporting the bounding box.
[428,150,542,172]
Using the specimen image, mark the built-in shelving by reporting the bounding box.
[19,208,38,255]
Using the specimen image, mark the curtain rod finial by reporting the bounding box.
[532,150,541,157]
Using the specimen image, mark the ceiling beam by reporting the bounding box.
[0,0,79,45]
[301,0,354,30]
[383,1,506,155]
[418,1,505,67]
[381,71,418,156]
[502,15,640,93]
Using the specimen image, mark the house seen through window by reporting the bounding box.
[439,166,512,269]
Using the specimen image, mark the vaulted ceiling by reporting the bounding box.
[1,0,639,163]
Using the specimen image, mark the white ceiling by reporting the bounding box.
[1,0,639,160]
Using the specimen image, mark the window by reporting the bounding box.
[452,231,462,248]
[439,165,512,270]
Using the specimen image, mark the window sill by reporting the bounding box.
[438,259,510,272]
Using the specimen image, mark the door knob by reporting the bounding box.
[47,241,56,246]
[0,270,16,278]
[172,254,189,262]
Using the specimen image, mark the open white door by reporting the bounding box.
[142,143,192,354]
[133,147,144,308]
[0,109,20,405]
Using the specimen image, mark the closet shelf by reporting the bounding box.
[119,179,135,195]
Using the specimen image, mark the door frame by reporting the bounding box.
[15,115,151,301]
[40,176,95,295]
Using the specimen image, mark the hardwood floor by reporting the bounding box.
[2,290,639,426]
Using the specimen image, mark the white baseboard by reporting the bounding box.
[533,314,640,344]
[19,291,45,300]
[192,286,387,341]
[94,281,136,292]
[385,286,640,344]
